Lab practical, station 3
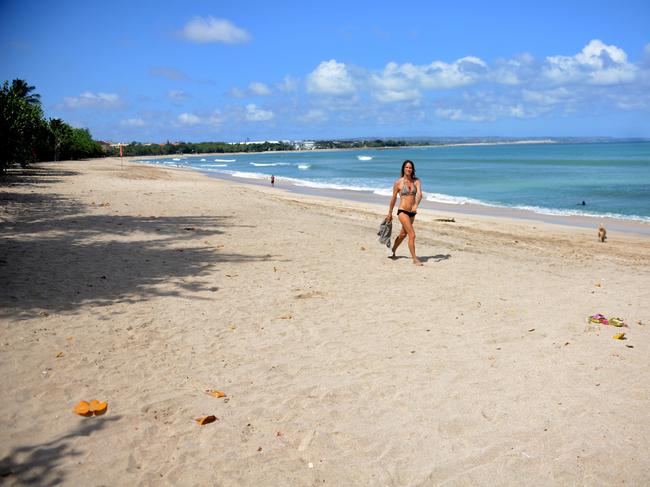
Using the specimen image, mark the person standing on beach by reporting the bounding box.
[386,160,423,265]
[271,175,275,186]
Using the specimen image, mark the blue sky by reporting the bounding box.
[2,0,649,142]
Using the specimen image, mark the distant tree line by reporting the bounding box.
[109,138,414,157]
[1,79,103,174]
[314,139,409,149]
[106,140,296,157]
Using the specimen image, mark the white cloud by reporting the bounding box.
[168,90,189,100]
[434,89,549,122]
[435,108,489,122]
[612,92,650,111]
[576,39,627,67]
[543,55,578,83]
[204,111,223,125]
[491,54,535,85]
[181,16,250,44]
[177,113,201,125]
[277,75,299,92]
[371,65,421,103]
[299,109,328,122]
[121,118,146,127]
[245,103,274,121]
[509,105,525,118]
[370,56,488,104]
[522,88,572,107]
[60,92,122,109]
[248,82,271,96]
[370,56,489,104]
[227,87,247,98]
[175,111,222,126]
[420,56,488,88]
[307,59,356,95]
[374,87,421,103]
[227,82,272,98]
[140,41,650,132]
[543,39,637,85]
[382,57,487,90]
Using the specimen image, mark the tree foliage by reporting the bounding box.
[1,79,103,173]
[0,80,46,172]
[10,79,41,105]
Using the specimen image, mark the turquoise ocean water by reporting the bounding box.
[138,141,650,222]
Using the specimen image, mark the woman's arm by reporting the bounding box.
[413,180,423,211]
[387,180,399,220]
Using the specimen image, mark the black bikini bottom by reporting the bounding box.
[397,209,417,218]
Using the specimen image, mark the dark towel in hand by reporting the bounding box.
[377,219,392,248]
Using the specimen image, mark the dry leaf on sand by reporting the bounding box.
[74,401,92,416]
[73,399,108,416]
[195,415,218,425]
[205,389,226,398]
[89,399,108,415]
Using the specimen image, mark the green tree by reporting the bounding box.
[0,80,46,173]
[66,127,102,159]
[9,79,41,106]
[49,118,72,161]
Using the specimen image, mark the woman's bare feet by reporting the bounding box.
[413,259,423,266]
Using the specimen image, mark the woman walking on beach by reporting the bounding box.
[387,160,423,265]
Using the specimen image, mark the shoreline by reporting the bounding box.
[207,171,650,236]
[130,157,650,236]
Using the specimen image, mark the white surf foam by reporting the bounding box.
[373,188,394,197]
[214,158,236,162]
[357,155,373,161]
[250,162,290,167]
[424,192,485,206]
[282,177,381,193]
[510,205,650,222]
[223,170,270,180]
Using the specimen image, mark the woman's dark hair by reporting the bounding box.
[401,160,417,179]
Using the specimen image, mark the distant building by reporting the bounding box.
[293,140,316,150]
[228,140,283,145]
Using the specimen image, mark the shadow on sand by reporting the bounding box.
[1,166,80,187]
[388,254,451,263]
[0,166,273,318]
[0,416,121,486]
[419,254,451,263]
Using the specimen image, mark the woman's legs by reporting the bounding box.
[391,228,407,256]
[395,212,422,265]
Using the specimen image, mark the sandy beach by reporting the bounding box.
[1,157,649,485]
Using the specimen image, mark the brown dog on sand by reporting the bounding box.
[598,225,607,243]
